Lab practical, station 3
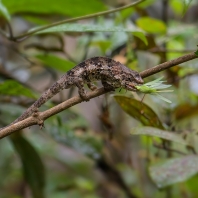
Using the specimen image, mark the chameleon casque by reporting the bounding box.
[2,56,144,128]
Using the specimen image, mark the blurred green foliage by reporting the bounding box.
[0,0,198,198]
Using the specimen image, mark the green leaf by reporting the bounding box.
[149,155,198,188]
[75,177,95,191]
[132,31,148,45]
[182,0,193,14]
[0,0,11,21]
[155,93,172,104]
[183,0,193,5]
[136,17,166,34]
[48,127,103,159]
[0,80,35,98]
[91,40,112,53]
[116,7,135,23]
[138,0,156,8]
[33,23,146,44]
[131,127,188,145]
[135,77,173,103]
[24,16,49,25]
[3,0,106,17]
[0,104,25,125]
[33,24,134,36]
[114,95,164,129]
[10,134,45,198]
[35,54,75,72]
[34,23,143,34]
[143,76,164,87]
[45,111,103,159]
[170,0,192,15]
[170,0,184,15]
[195,50,198,57]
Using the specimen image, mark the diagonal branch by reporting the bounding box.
[0,88,109,139]
[0,52,197,139]
[140,52,197,78]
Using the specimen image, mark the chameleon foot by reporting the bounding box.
[102,81,115,91]
[75,79,90,101]
[79,91,89,101]
[87,82,97,91]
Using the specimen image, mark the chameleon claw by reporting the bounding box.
[80,93,90,102]
[87,82,97,91]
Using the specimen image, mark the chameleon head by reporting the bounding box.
[122,70,144,91]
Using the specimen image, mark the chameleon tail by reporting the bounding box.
[12,81,63,124]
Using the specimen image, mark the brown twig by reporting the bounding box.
[153,142,186,155]
[140,52,197,78]
[0,52,198,139]
[0,88,109,138]
[149,48,195,54]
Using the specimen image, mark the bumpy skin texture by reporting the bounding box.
[8,57,144,125]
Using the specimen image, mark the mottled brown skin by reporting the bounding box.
[5,57,144,126]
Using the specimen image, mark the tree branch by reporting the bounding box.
[140,52,197,78]
[0,52,197,139]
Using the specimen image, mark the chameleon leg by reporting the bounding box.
[102,80,115,91]
[74,78,89,101]
[87,82,97,91]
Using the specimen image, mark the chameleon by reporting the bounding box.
[1,56,143,128]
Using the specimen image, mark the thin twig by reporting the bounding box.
[149,48,195,53]
[0,52,198,139]
[7,22,14,40]
[140,52,197,78]
[153,142,186,155]
[13,0,145,41]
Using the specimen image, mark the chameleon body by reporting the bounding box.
[5,57,144,126]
